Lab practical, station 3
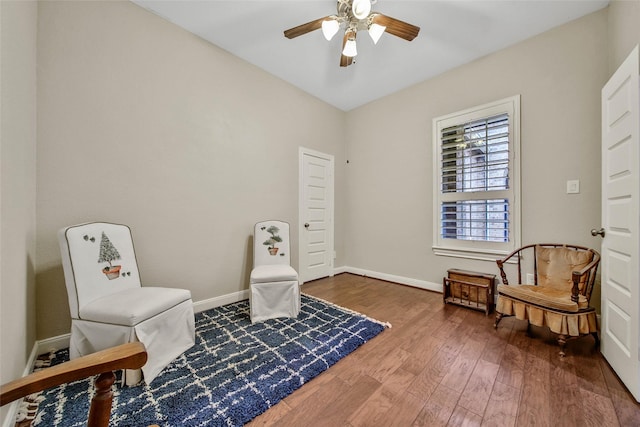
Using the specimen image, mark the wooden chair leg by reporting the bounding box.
[592,332,600,348]
[557,334,567,358]
[493,312,504,329]
[87,371,115,427]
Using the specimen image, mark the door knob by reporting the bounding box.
[304,223,310,229]
[591,227,605,237]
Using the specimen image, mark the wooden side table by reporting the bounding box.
[443,269,495,315]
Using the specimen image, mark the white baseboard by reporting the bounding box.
[36,333,71,356]
[192,289,250,313]
[2,402,19,427]
[332,265,349,275]
[336,266,442,293]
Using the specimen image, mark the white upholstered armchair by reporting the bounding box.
[58,222,195,384]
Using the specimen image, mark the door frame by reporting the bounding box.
[298,147,335,284]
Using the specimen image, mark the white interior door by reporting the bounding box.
[299,148,334,284]
[600,45,640,402]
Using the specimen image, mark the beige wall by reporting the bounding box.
[343,10,609,286]
[0,0,38,423]
[35,1,346,339]
[608,0,640,73]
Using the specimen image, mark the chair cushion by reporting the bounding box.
[250,264,298,284]
[497,283,588,312]
[79,287,192,326]
[536,245,593,292]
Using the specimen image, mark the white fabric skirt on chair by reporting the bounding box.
[249,264,300,323]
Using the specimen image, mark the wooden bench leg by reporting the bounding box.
[493,312,504,329]
[558,334,567,358]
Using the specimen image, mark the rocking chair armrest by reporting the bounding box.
[497,247,525,267]
[496,246,531,285]
[570,252,601,301]
[570,253,600,282]
[0,342,147,405]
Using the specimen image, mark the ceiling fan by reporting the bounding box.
[284,0,420,67]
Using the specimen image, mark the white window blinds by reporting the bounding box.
[441,113,509,194]
[440,113,510,243]
[432,95,520,260]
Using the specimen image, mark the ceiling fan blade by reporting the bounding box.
[373,14,420,41]
[340,32,354,67]
[284,16,330,39]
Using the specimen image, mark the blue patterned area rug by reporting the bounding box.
[32,294,388,426]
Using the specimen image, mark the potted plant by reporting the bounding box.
[263,225,283,255]
[98,232,122,280]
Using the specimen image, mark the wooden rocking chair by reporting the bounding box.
[1,342,154,427]
[493,243,600,357]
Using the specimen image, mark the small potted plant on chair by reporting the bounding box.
[98,232,122,280]
[263,225,283,256]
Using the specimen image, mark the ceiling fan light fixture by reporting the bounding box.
[321,18,340,41]
[283,0,420,67]
[352,0,371,20]
[342,37,357,57]
[368,23,386,44]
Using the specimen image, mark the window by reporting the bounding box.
[433,96,520,260]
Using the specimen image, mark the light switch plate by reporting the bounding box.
[566,179,580,194]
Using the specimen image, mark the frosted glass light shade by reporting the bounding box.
[352,0,371,20]
[321,19,340,41]
[368,23,386,44]
[342,38,357,57]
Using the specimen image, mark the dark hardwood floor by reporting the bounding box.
[248,273,640,427]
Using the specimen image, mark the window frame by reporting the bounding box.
[432,95,521,261]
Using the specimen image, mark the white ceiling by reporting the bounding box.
[131,0,609,111]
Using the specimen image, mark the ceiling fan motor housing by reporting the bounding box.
[337,0,375,31]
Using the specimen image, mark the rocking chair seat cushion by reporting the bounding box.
[79,287,192,326]
[497,283,588,312]
[250,264,298,284]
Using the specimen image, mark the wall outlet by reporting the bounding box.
[526,273,534,284]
